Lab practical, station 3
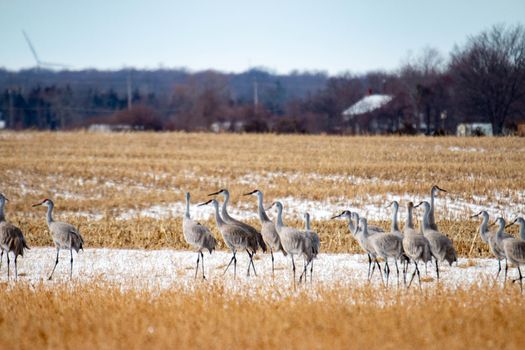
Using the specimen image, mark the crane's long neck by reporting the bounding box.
[212,203,225,227]
[0,200,5,222]
[346,217,356,235]
[495,221,505,243]
[479,214,490,242]
[422,204,431,231]
[305,215,311,231]
[184,196,191,219]
[221,192,233,221]
[391,204,399,232]
[406,206,414,229]
[257,193,270,222]
[46,204,54,224]
[429,189,436,226]
[275,205,284,229]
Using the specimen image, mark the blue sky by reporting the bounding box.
[1,0,524,74]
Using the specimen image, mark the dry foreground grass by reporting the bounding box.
[0,282,524,349]
[1,132,525,349]
[0,131,524,256]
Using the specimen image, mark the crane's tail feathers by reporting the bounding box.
[256,232,267,253]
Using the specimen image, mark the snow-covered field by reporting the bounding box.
[6,248,512,296]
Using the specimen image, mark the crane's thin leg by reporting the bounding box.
[310,259,314,283]
[416,262,422,290]
[233,253,237,279]
[6,253,10,280]
[70,248,74,280]
[48,248,60,280]
[299,258,309,283]
[224,251,236,276]
[270,248,275,277]
[369,259,376,281]
[367,254,372,279]
[504,259,508,285]
[425,261,428,275]
[394,259,400,285]
[194,252,200,279]
[435,257,440,281]
[384,260,390,288]
[291,254,296,290]
[200,252,206,280]
[246,249,257,277]
[0,250,3,269]
[250,252,257,276]
[496,259,502,279]
[408,261,417,288]
[375,259,385,286]
[14,255,18,280]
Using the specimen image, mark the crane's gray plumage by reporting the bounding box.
[415,201,457,281]
[299,212,320,283]
[268,201,314,288]
[471,210,510,278]
[183,192,217,279]
[502,217,525,291]
[33,198,84,280]
[429,185,447,231]
[0,193,29,279]
[198,198,257,278]
[369,221,404,286]
[332,210,380,280]
[403,201,432,288]
[244,189,286,275]
[208,189,267,255]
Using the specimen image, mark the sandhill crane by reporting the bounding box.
[198,199,257,278]
[33,198,84,280]
[429,185,447,230]
[208,189,267,257]
[0,193,29,279]
[357,218,384,284]
[415,201,457,281]
[332,210,375,279]
[267,201,314,288]
[471,210,510,278]
[368,216,404,286]
[183,192,217,279]
[386,200,410,278]
[299,212,320,283]
[503,217,525,292]
[243,189,286,275]
[403,201,432,288]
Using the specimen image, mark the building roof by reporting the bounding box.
[342,94,393,118]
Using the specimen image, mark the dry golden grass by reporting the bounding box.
[0,282,524,350]
[0,131,524,256]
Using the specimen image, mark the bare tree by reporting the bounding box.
[450,24,525,134]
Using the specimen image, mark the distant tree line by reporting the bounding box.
[1,24,524,135]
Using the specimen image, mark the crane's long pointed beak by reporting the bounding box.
[469,211,482,218]
[414,202,423,208]
[385,202,393,208]
[242,190,257,196]
[330,214,342,219]
[197,200,212,207]
[207,190,221,196]
[505,218,518,228]
[32,203,42,207]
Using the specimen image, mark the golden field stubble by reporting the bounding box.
[0,131,524,256]
[0,282,524,349]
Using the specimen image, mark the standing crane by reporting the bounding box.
[0,193,29,280]
[32,198,84,280]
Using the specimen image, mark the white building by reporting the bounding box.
[456,123,493,136]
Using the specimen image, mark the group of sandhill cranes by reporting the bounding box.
[1,184,524,291]
[0,194,83,280]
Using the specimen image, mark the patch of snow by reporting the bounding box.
[448,146,486,153]
[7,248,515,298]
